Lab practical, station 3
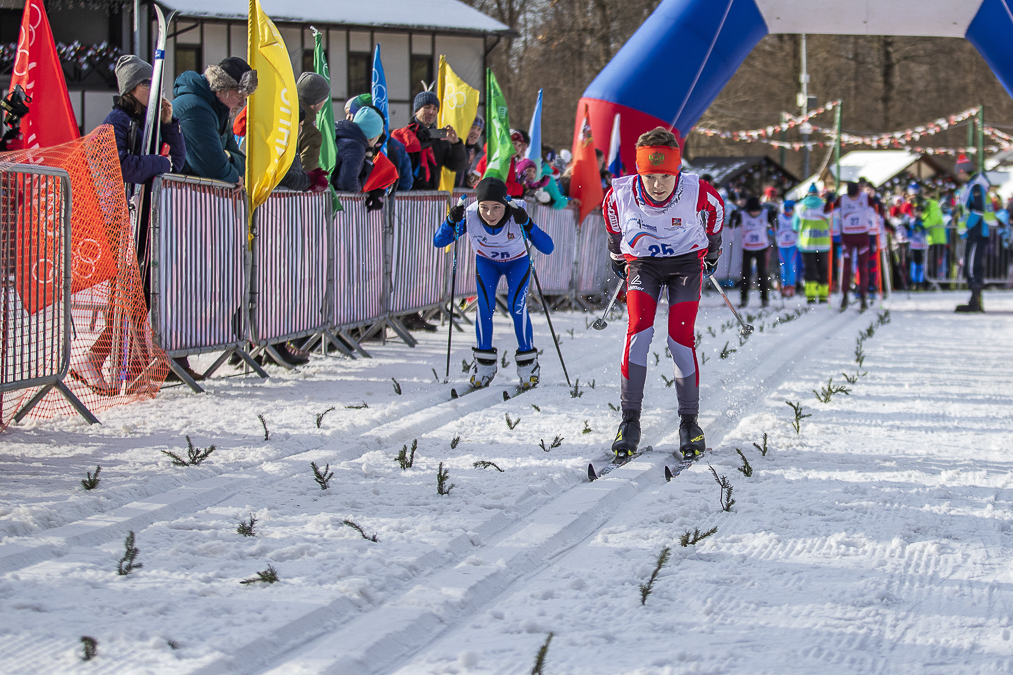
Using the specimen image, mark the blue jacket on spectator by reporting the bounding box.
[332,119,370,193]
[103,99,186,185]
[387,135,414,193]
[172,71,245,183]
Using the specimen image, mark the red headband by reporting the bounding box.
[636,145,681,175]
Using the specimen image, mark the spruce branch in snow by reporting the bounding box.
[531,404,541,412]
[531,632,554,675]
[505,413,521,430]
[735,448,753,477]
[345,401,368,409]
[841,371,859,385]
[661,374,674,388]
[117,531,143,575]
[240,565,279,585]
[81,465,101,491]
[567,328,575,339]
[462,358,472,373]
[539,436,564,452]
[720,342,736,359]
[80,636,98,661]
[652,352,660,366]
[786,400,812,435]
[695,330,702,349]
[167,639,180,650]
[738,333,750,347]
[608,402,620,412]
[700,352,709,365]
[582,420,592,435]
[707,326,716,338]
[680,526,718,547]
[854,338,866,368]
[877,309,891,325]
[570,379,583,398]
[316,407,336,428]
[451,436,461,450]
[437,462,455,495]
[431,367,442,383]
[237,514,257,537]
[474,460,505,472]
[813,376,851,403]
[665,346,671,358]
[258,414,269,441]
[588,379,596,389]
[709,465,735,512]
[311,462,334,490]
[639,546,671,605]
[397,439,418,470]
[752,432,768,457]
[391,378,402,395]
[162,436,215,467]
[342,519,378,542]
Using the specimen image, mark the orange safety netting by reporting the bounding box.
[0,125,169,428]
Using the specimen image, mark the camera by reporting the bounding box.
[1,84,32,150]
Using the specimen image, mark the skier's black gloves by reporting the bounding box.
[703,250,721,277]
[364,189,384,212]
[611,256,628,280]
[510,202,532,232]
[448,202,466,224]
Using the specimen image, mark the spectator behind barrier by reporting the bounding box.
[105,55,185,184]
[357,103,412,195]
[331,106,384,193]
[296,72,329,172]
[392,89,467,191]
[458,116,485,188]
[173,56,257,188]
[72,55,190,394]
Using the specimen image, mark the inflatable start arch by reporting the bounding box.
[578,0,1013,171]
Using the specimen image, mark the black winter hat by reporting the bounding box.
[745,196,761,212]
[476,177,510,207]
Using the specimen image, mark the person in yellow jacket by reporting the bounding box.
[792,184,832,304]
[921,190,947,282]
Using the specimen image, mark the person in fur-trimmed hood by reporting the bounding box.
[173,56,258,186]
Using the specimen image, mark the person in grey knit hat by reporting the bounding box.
[296,72,330,172]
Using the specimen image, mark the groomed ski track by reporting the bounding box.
[1,291,1011,674]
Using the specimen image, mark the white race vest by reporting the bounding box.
[868,210,881,235]
[611,174,708,258]
[839,193,872,235]
[776,212,797,248]
[740,211,771,251]
[464,202,528,262]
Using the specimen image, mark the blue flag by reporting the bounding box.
[524,88,543,174]
[607,113,623,177]
[371,43,389,155]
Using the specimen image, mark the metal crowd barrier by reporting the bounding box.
[150,174,265,391]
[0,164,96,425]
[573,213,612,300]
[388,190,453,314]
[250,189,333,366]
[918,224,1013,288]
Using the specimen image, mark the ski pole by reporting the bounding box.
[592,280,624,330]
[521,235,571,387]
[445,195,466,380]
[707,273,754,336]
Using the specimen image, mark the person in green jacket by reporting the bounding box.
[792,184,832,304]
[921,191,947,281]
[172,57,258,187]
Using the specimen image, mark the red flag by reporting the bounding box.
[7,0,80,150]
[363,152,399,192]
[570,104,604,226]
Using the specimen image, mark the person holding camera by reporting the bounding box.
[393,89,467,192]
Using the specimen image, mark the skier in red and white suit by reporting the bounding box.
[603,127,725,459]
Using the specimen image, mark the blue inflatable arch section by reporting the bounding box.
[578,0,1013,172]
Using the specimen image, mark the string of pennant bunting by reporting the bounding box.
[693,100,842,140]
[983,124,1013,147]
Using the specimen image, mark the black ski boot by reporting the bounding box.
[679,415,706,459]
[859,295,868,312]
[612,408,641,459]
[955,291,984,313]
[839,293,849,312]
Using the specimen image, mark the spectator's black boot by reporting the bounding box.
[955,291,984,313]
[402,312,437,332]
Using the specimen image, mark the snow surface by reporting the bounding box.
[1,290,1012,674]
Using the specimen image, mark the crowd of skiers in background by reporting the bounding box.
[718,159,1012,313]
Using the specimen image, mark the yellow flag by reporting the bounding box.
[246,0,298,215]
[437,56,479,193]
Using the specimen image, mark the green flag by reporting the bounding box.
[312,28,342,211]
[484,69,513,181]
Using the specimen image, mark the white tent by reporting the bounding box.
[786,150,925,200]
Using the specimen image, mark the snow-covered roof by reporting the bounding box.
[786,150,923,200]
[158,0,513,35]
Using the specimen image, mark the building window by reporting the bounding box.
[410,55,433,103]
[301,49,326,75]
[347,51,371,98]
[175,45,202,80]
